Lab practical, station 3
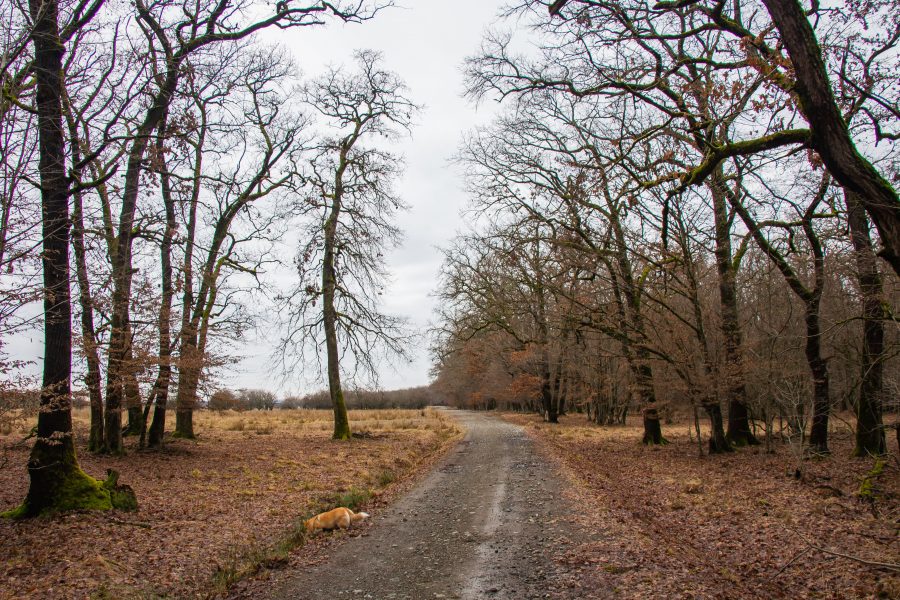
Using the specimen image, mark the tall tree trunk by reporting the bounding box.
[174,132,201,439]
[609,206,663,444]
[709,175,758,446]
[65,108,104,453]
[174,338,199,439]
[147,122,176,448]
[762,0,900,275]
[846,191,886,456]
[323,149,351,440]
[541,351,558,423]
[11,0,111,516]
[533,240,557,424]
[103,53,181,453]
[805,298,830,453]
[674,196,733,453]
[123,341,143,436]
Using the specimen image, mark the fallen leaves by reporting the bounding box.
[506,412,900,599]
[0,408,462,599]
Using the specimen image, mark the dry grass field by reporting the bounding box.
[0,408,462,600]
[505,412,900,599]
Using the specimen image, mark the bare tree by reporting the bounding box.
[281,50,417,439]
[99,0,384,454]
[170,44,307,439]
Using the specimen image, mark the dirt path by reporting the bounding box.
[263,410,600,600]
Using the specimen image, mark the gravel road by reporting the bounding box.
[264,410,599,600]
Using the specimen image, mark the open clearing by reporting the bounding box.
[2,408,898,599]
[0,408,461,599]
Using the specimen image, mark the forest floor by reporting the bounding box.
[504,411,899,599]
[0,408,462,600]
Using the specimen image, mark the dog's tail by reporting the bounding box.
[350,511,370,523]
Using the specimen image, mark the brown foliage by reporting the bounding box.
[0,408,461,599]
[507,413,899,599]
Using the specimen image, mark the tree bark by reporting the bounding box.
[762,0,900,275]
[323,146,351,440]
[845,190,886,456]
[174,340,199,439]
[805,299,830,454]
[66,110,104,453]
[147,123,176,448]
[709,174,757,446]
[123,341,143,436]
[703,402,730,454]
[11,0,112,516]
[609,204,662,444]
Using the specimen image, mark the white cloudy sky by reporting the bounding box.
[230,0,513,395]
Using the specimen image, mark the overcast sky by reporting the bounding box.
[229,0,511,395]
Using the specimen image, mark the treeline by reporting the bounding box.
[431,0,899,457]
[202,386,436,410]
[288,386,438,410]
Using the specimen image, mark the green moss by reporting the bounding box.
[1,504,27,519]
[53,468,114,512]
[3,457,138,518]
[102,470,138,512]
[3,466,112,519]
[857,458,885,502]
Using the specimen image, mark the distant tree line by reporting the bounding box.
[292,386,438,410]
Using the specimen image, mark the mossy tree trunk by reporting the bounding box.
[147,121,176,448]
[10,0,114,517]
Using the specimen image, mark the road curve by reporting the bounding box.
[263,410,598,600]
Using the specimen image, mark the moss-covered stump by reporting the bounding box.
[2,467,137,519]
[103,469,139,511]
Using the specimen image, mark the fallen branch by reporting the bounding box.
[107,516,152,529]
[775,546,812,577]
[792,529,900,572]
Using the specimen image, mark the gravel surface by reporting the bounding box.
[265,410,600,600]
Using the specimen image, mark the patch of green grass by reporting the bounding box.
[376,469,396,487]
[858,458,886,502]
[330,486,373,511]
